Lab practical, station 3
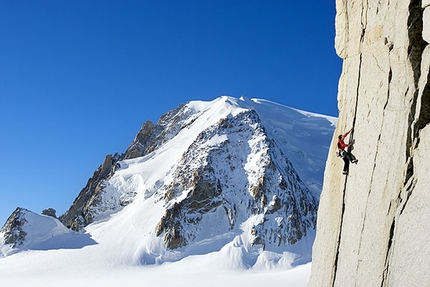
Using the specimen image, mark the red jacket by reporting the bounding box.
[337,133,348,150]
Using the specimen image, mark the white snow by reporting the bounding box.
[0,248,311,286]
[0,96,335,286]
[0,210,312,286]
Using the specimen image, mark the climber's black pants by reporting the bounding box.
[341,150,356,172]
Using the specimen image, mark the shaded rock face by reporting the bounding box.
[41,208,57,218]
[1,208,28,247]
[124,121,155,159]
[155,110,317,250]
[309,1,430,286]
[124,103,191,159]
[60,153,121,230]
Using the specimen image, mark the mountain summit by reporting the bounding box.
[2,96,335,267]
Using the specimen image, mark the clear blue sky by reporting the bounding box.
[0,1,341,225]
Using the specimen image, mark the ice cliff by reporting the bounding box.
[309,1,430,286]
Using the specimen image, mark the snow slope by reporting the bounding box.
[0,96,335,286]
[0,209,312,287]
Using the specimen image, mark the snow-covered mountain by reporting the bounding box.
[0,96,335,285]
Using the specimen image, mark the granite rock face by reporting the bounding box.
[309,1,430,286]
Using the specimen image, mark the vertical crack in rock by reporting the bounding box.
[354,0,366,131]
[400,176,418,215]
[352,53,363,137]
[381,219,396,287]
[360,0,368,43]
[384,69,393,110]
[356,159,379,271]
[332,178,348,287]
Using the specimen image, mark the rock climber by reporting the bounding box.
[337,127,358,175]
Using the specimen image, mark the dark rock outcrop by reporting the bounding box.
[41,208,57,218]
[60,153,121,230]
[1,208,28,247]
